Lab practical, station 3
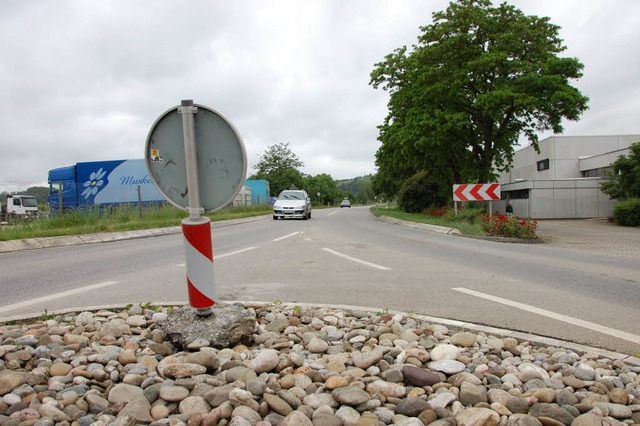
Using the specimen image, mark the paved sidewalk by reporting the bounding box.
[535,218,640,258]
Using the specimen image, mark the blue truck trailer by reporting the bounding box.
[48,159,164,212]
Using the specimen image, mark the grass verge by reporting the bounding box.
[370,205,486,236]
[0,204,272,241]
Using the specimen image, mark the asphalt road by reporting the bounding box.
[0,206,639,354]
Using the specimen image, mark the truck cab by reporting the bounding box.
[2,195,39,221]
[48,165,77,212]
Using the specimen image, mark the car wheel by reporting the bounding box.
[273,215,278,220]
[303,211,308,220]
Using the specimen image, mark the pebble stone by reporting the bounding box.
[0,303,639,426]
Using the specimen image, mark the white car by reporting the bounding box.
[273,190,312,220]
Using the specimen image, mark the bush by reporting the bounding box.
[482,213,538,239]
[398,171,449,213]
[613,198,640,226]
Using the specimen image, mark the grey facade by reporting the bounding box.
[495,135,639,219]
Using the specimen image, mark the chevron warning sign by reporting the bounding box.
[453,183,501,201]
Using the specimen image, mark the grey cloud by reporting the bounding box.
[1,0,638,187]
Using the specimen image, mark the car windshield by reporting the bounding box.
[21,197,38,207]
[279,191,305,200]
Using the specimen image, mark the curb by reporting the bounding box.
[458,234,545,244]
[374,215,461,235]
[375,214,545,243]
[1,301,638,364]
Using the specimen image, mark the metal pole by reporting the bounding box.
[180,100,202,219]
[137,185,142,219]
[179,100,214,317]
[58,184,63,216]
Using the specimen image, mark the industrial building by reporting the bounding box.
[495,134,639,219]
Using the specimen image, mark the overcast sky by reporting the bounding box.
[2,0,639,189]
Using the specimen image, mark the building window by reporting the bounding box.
[502,189,529,200]
[537,159,549,171]
[582,166,611,178]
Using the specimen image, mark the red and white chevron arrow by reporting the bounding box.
[453,183,501,201]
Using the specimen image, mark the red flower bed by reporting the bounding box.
[422,206,450,217]
[482,213,538,239]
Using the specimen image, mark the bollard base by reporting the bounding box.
[195,307,213,317]
[162,304,256,349]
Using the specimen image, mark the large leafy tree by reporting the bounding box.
[370,0,589,196]
[302,173,341,205]
[249,143,304,196]
[601,142,640,200]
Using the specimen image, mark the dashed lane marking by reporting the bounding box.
[215,247,257,259]
[177,246,257,266]
[0,281,120,315]
[452,287,640,344]
[272,232,300,242]
[322,248,392,271]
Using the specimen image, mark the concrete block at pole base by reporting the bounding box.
[161,303,257,349]
[181,216,216,309]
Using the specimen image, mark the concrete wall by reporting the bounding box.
[500,178,613,219]
[232,186,252,207]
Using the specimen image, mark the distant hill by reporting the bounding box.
[336,175,374,203]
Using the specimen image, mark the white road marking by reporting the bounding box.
[0,281,120,315]
[322,248,391,271]
[177,246,257,265]
[328,210,341,216]
[273,232,299,242]
[216,247,257,259]
[452,287,640,344]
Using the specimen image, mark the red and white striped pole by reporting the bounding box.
[182,216,216,311]
[179,100,215,316]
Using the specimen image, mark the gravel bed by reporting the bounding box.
[0,302,639,426]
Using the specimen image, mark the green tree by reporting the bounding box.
[370,0,589,196]
[398,170,449,213]
[601,142,640,200]
[355,179,374,204]
[249,143,304,196]
[25,186,50,205]
[302,173,341,205]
